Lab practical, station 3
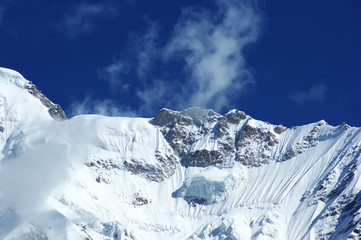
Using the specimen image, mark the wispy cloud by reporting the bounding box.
[60,1,118,38]
[97,61,129,92]
[290,84,328,104]
[135,79,183,115]
[98,0,261,115]
[68,96,137,117]
[164,0,260,110]
[135,21,159,79]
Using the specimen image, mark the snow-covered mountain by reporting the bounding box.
[0,67,360,240]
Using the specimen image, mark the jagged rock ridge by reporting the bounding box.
[151,107,285,167]
[25,81,67,120]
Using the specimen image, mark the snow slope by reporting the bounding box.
[0,67,360,239]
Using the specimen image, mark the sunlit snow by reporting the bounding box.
[0,67,360,239]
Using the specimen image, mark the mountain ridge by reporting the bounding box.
[0,67,360,239]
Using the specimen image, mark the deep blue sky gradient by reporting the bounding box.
[0,0,360,127]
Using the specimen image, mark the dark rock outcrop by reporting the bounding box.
[123,152,178,182]
[224,110,247,124]
[151,108,282,168]
[182,150,224,167]
[25,82,67,121]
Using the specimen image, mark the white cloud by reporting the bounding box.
[68,96,137,117]
[98,61,129,92]
[290,84,328,104]
[164,0,260,110]
[98,21,159,86]
[136,79,186,115]
[99,0,261,115]
[61,1,117,38]
[135,22,159,79]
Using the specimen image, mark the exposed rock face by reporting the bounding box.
[123,154,178,182]
[83,108,354,186]
[151,108,283,167]
[132,192,150,207]
[48,104,67,120]
[152,108,355,170]
[151,108,224,167]
[151,108,194,127]
[235,122,280,166]
[25,82,67,120]
[340,122,351,130]
[280,121,329,161]
[274,124,287,134]
[85,150,178,183]
[182,150,223,167]
[224,110,247,124]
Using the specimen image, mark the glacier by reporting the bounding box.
[0,67,360,239]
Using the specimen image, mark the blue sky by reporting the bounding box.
[0,0,360,127]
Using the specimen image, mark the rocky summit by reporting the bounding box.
[0,67,361,239]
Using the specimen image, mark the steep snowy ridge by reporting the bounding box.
[0,68,360,239]
[0,67,67,124]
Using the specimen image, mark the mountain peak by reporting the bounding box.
[0,67,67,121]
[0,67,28,88]
[0,68,360,239]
